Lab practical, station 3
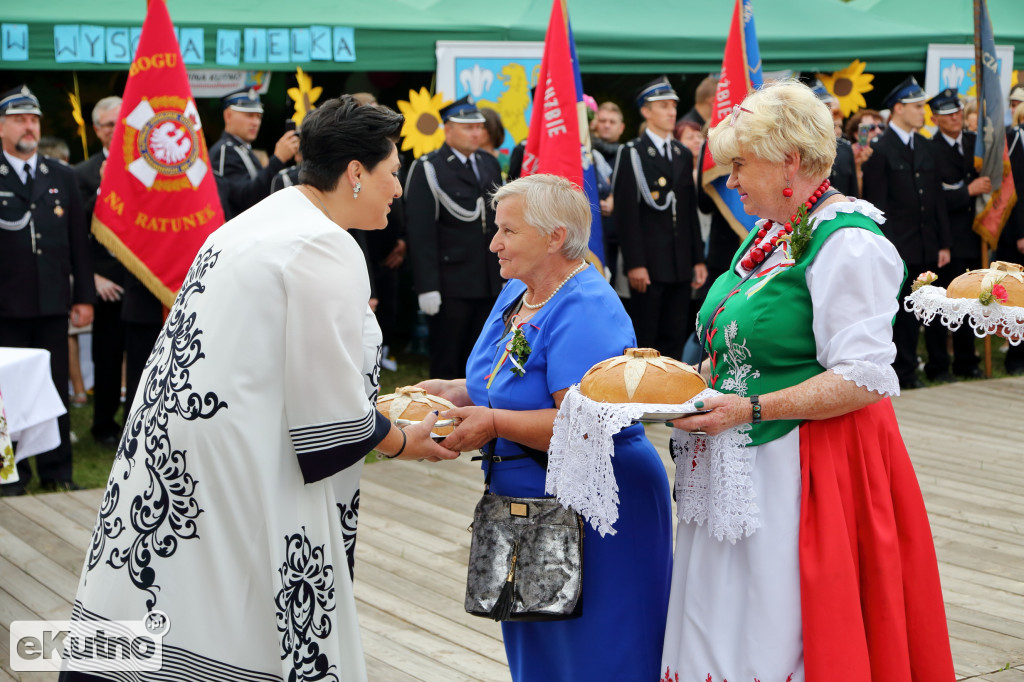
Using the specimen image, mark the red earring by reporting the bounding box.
[782,186,794,198]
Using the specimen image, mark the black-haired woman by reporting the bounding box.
[62,96,456,682]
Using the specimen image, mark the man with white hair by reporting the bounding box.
[0,85,94,494]
[75,95,127,446]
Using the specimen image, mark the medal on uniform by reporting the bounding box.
[647,146,656,157]
[0,165,8,176]
[651,191,660,200]
[657,177,667,187]
[54,205,64,217]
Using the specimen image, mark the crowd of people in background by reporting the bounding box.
[2,73,1024,492]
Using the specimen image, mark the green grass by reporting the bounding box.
[21,350,432,493]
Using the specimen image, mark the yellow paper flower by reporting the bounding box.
[817,60,875,118]
[287,67,323,127]
[397,88,449,158]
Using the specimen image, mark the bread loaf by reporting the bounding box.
[580,348,707,404]
[377,386,456,435]
[946,261,1024,307]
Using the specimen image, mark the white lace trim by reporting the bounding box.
[811,198,886,225]
[670,424,757,543]
[548,385,754,541]
[830,360,900,397]
[905,285,1024,345]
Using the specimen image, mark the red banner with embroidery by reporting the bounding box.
[91,0,224,307]
[521,0,581,186]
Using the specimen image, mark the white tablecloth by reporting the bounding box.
[0,347,66,462]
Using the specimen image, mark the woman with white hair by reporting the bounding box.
[420,174,672,681]
[665,81,955,681]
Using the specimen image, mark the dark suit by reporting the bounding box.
[613,134,704,359]
[75,150,127,439]
[507,141,525,181]
[0,153,94,485]
[926,131,983,377]
[405,143,503,378]
[830,138,858,197]
[209,131,285,221]
[862,125,951,385]
[998,125,1024,373]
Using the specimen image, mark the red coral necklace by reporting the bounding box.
[740,179,831,271]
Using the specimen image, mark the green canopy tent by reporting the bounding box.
[2,0,1021,74]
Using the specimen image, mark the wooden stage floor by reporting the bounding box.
[1,377,1022,681]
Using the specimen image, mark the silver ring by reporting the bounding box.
[691,430,707,436]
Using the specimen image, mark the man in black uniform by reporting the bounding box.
[996,113,1024,375]
[926,88,991,380]
[613,77,706,359]
[209,88,298,220]
[811,79,858,197]
[862,76,951,389]
[405,96,503,379]
[75,95,126,445]
[0,86,94,493]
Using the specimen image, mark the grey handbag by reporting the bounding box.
[465,491,584,621]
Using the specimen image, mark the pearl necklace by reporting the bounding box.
[739,178,831,271]
[522,260,588,309]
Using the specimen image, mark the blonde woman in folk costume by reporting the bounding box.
[665,81,954,682]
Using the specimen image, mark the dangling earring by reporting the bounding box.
[782,180,793,198]
[353,182,361,199]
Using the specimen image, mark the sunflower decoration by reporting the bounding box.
[817,59,875,118]
[397,88,449,158]
[287,67,322,127]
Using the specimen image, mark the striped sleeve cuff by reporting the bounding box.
[289,410,391,483]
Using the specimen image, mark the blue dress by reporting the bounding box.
[465,265,673,682]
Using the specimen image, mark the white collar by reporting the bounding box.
[102,146,110,158]
[450,148,473,165]
[644,128,673,153]
[940,131,962,148]
[888,121,914,147]
[3,150,38,178]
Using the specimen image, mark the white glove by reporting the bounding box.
[418,291,442,316]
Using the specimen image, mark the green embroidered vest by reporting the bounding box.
[696,211,894,446]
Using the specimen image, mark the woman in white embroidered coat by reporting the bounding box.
[663,81,955,682]
[62,97,456,682]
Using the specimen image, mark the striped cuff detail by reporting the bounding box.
[290,411,391,483]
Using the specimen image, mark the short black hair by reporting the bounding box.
[298,95,404,192]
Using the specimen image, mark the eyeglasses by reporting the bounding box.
[867,123,885,131]
[96,122,116,129]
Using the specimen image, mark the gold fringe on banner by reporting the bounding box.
[92,217,177,308]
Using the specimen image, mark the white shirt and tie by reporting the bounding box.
[645,129,672,160]
[888,121,915,151]
[451,148,480,182]
[940,131,964,157]
[2,150,37,184]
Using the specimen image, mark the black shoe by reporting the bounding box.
[927,371,957,384]
[0,482,26,497]
[39,480,82,492]
[94,433,121,448]
[954,366,983,379]
[900,375,925,390]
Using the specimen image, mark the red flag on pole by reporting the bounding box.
[92,0,224,307]
[521,0,581,185]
